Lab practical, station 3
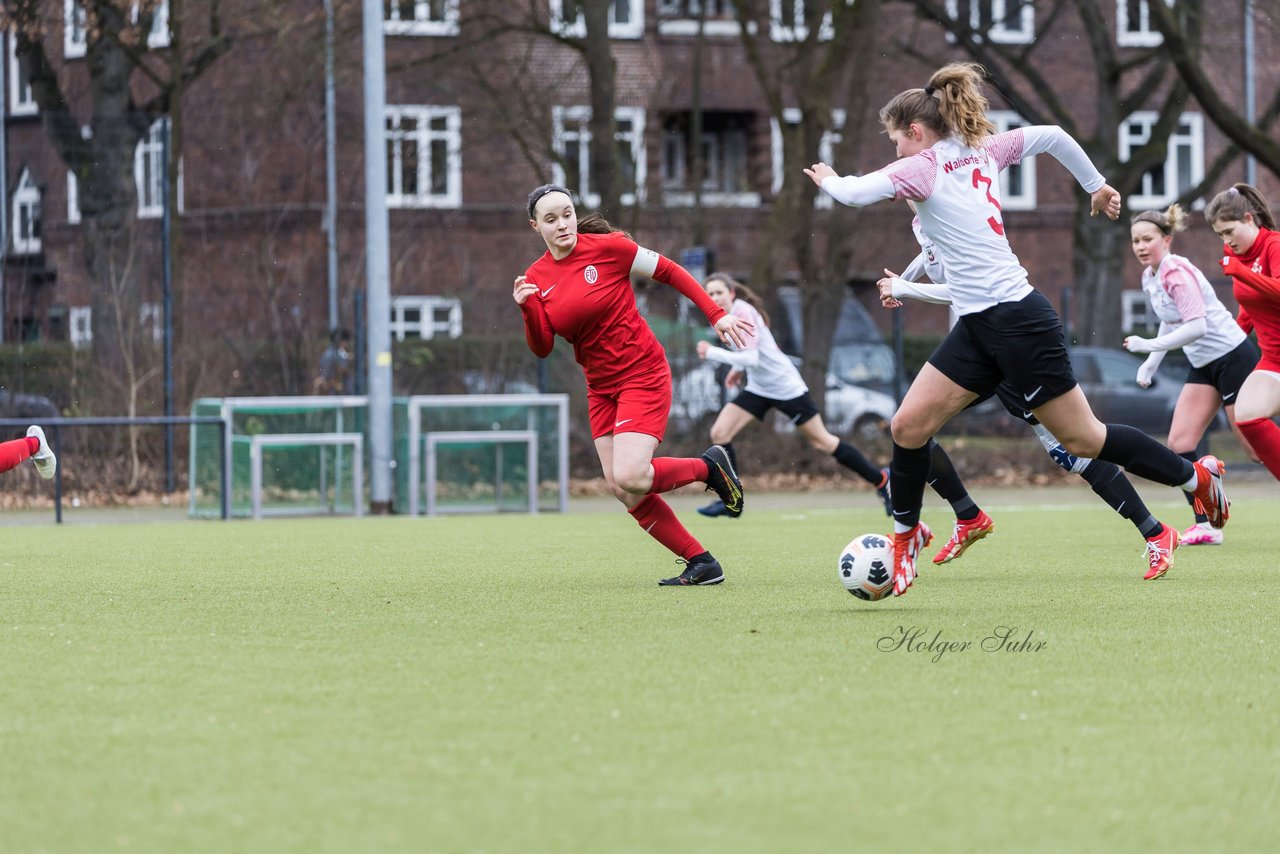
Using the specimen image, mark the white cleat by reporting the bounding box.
[27,425,57,480]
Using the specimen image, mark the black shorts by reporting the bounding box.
[976,383,1042,426]
[929,290,1076,409]
[730,389,821,426]
[1185,339,1260,403]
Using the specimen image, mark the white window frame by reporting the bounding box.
[390,296,462,341]
[662,122,758,209]
[769,0,834,42]
[771,108,845,208]
[67,170,80,225]
[8,35,37,117]
[1117,0,1173,48]
[12,169,41,255]
[1121,290,1159,334]
[385,105,463,209]
[987,110,1036,211]
[944,0,1034,44]
[1119,111,1204,209]
[70,306,93,348]
[551,105,646,208]
[550,0,645,40]
[131,0,170,48]
[65,0,88,59]
[136,118,183,219]
[384,0,461,36]
[656,0,752,36]
[140,302,163,342]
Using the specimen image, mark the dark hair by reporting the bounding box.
[577,211,633,241]
[330,327,351,344]
[526,183,574,219]
[879,62,994,150]
[1131,204,1187,236]
[705,273,770,329]
[1205,183,1277,231]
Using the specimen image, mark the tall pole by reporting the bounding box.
[1244,0,1257,186]
[324,0,339,332]
[362,0,393,513]
[162,120,175,493]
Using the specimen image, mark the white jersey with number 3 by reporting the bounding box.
[821,126,1107,316]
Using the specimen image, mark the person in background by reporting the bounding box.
[316,328,353,395]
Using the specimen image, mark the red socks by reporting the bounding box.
[628,494,704,560]
[0,436,37,473]
[647,456,709,494]
[1237,417,1280,479]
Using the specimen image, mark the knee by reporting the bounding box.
[890,413,929,449]
[609,482,636,503]
[1058,433,1102,458]
[709,425,733,445]
[612,465,649,495]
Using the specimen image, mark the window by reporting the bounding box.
[8,35,37,116]
[1117,0,1173,48]
[987,111,1035,210]
[1119,112,1204,209]
[945,0,1034,44]
[769,0,833,42]
[12,169,41,255]
[770,108,845,208]
[550,0,644,39]
[385,106,462,208]
[656,0,747,36]
[131,0,171,48]
[1121,290,1158,335]
[390,296,462,341]
[136,118,182,218]
[384,0,460,36]
[552,106,646,207]
[140,302,163,342]
[65,0,88,59]
[661,112,758,208]
[70,306,93,348]
[67,170,80,225]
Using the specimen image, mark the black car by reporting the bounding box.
[0,391,58,420]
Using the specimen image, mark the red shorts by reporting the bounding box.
[587,374,671,442]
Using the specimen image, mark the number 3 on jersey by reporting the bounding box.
[972,168,1005,236]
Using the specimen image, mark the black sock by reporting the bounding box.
[832,440,883,485]
[926,439,977,520]
[890,442,932,529]
[1097,424,1196,486]
[1079,459,1162,538]
[722,442,738,474]
[1177,451,1208,523]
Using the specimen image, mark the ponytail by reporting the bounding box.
[577,211,633,240]
[1131,203,1187,235]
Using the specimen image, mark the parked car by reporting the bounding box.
[948,346,1227,436]
[0,391,58,420]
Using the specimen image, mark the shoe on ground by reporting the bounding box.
[1180,522,1223,546]
[27,425,56,480]
[932,509,995,565]
[659,554,725,586]
[891,522,933,597]
[875,468,893,517]
[1191,455,1229,529]
[697,499,730,518]
[1143,524,1180,580]
[700,445,743,518]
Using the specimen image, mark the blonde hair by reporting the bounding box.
[1131,204,1187,235]
[879,62,995,150]
[705,273,771,329]
[1205,183,1277,231]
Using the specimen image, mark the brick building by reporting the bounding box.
[2,1,1277,401]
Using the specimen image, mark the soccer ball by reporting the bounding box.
[838,533,894,601]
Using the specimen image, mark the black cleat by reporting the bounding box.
[659,554,726,586]
[697,499,731,518]
[876,468,893,517]
[700,445,744,518]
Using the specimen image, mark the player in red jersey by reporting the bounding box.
[0,425,57,479]
[515,184,755,586]
[1207,183,1280,480]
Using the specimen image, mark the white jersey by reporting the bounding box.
[822,126,1107,316]
[902,216,946,284]
[1141,253,1245,368]
[702,299,809,401]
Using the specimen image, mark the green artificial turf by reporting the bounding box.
[1,490,1277,852]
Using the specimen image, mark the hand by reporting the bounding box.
[513,275,539,306]
[1091,184,1122,220]
[714,314,754,350]
[803,162,837,188]
[1222,256,1247,278]
[1136,355,1160,388]
[876,268,904,309]
[1123,335,1154,354]
[696,340,712,359]
[725,369,744,389]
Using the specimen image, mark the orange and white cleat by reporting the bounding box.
[1180,522,1223,546]
[1143,524,1180,580]
[1191,455,1229,529]
[891,522,933,596]
[931,509,995,565]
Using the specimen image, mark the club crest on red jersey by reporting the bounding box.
[584,265,599,284]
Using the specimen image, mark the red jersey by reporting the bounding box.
[519,231,726,391]
[1223,227,1280,367]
